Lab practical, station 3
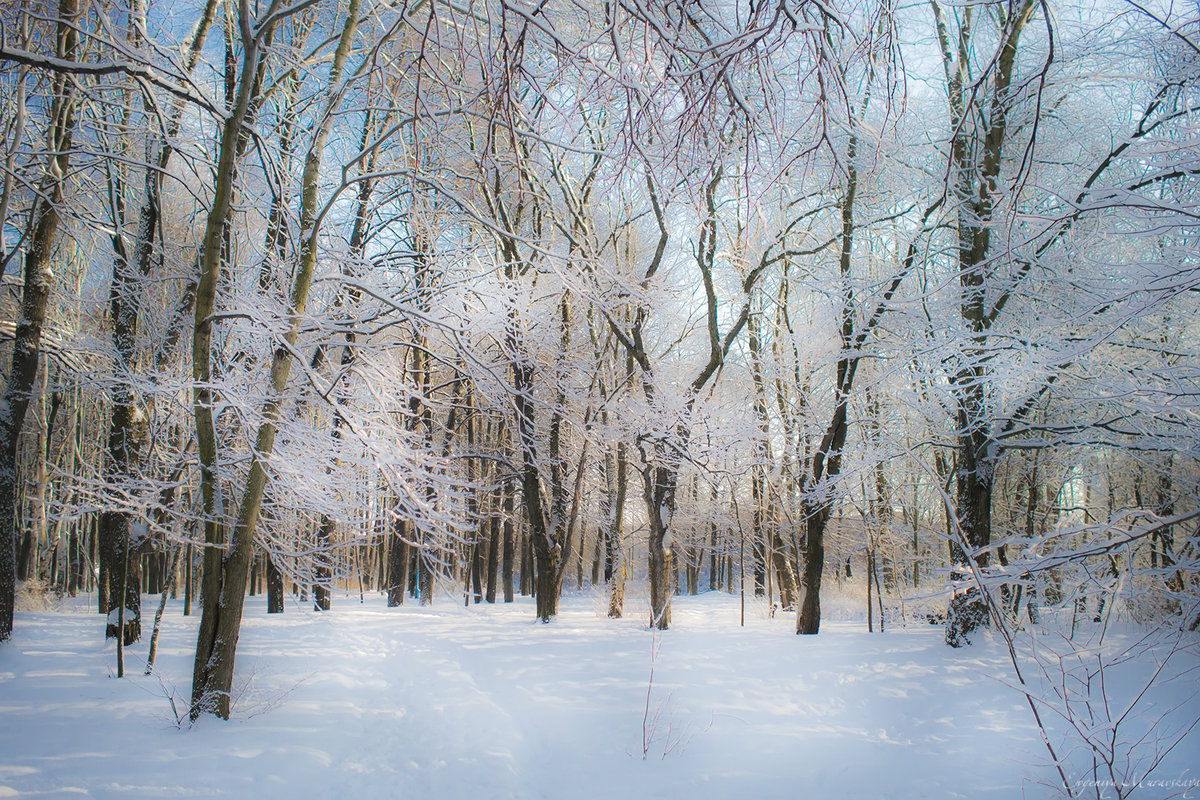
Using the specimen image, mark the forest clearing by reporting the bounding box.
[1,0,1198,796]
[3,589,1196,799]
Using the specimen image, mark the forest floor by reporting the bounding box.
[1,587,1197,799]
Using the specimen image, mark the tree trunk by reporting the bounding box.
[931,0,1037,647]
[418,550,434,606]
[16,529,34,583]
[794,122,860,635]
[189,4,267,719]
[607,441,629,618]
[686,547,700,596]
[100,393,149,642]
[387,516,409,607]
[313,517,333,612]
[797,507,830,634]
[102,513,148,645]
[485,511,499,604]
[0,0,79,642]
[191,0,361,719]
[145,546,182,674]
[469,538,483,605]
[644,465,677,630]
[99,0,218,645]
[607,546,627,620]
[518,528,531,597]
[770,530,798,610]
[266,552,283,614]
[502,486,515,603]
[511,350,562,620]
[590,530,602,587]
[945,431,993,646]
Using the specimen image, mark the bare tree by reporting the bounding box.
[0,0,80,642]
[191,0,365,720]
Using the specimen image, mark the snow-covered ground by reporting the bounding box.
[1,589,1196,799]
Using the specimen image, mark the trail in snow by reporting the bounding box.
[1,591,1195,799]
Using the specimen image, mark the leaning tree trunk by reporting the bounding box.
[0,0,79,642]
[189,5,268,718]
[191,0,361,719]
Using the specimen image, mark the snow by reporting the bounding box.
[104,607,139,624]
[1,591,1196,799]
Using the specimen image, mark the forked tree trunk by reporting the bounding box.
[191,1,361,719]
[931,0,1038,646]
[189,5,267,718]
[508,332,562,620]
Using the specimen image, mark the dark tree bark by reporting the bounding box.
[313,518,333,612]
[519,528,532,597]
[930,0,1038,646]
[101,512,147,645]
[795,93,861,635]
[417,551,434,606]
[387,515,409,607]
[509,338,561,620]
[98,0,219,646]
[16,531,34,583]
[266,553,283,613]
[501,484,515,602]
[485,509,499,603]
[99,372,150,645]
[471,539,484,605]
[0,0,79,642]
